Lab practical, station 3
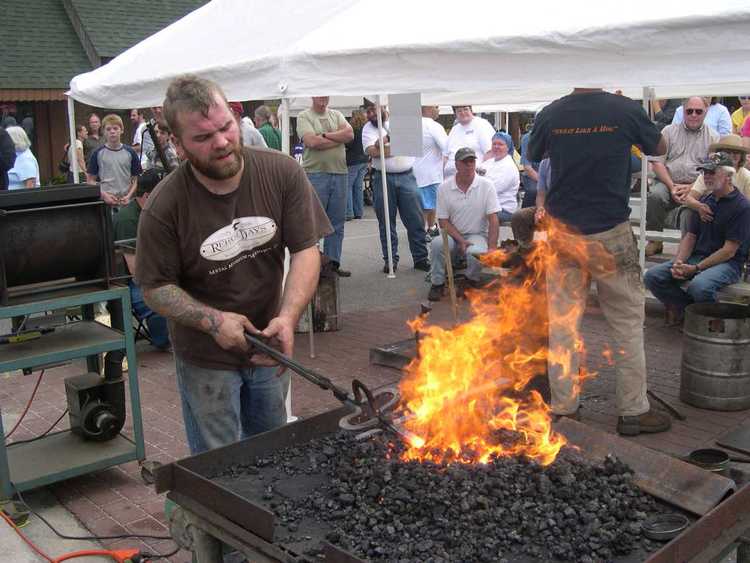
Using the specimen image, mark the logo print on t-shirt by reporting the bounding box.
[200,216,277,262]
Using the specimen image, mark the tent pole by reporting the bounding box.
[639,87,652,271]
[376,94,395,278]
[280,97,300,422]
[280,98,291,155]
[67,95,79,183]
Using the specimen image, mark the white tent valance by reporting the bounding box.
[69,0,750,109]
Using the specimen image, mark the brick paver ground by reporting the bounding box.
[3,295,749,561]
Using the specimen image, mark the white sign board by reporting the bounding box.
[388,93,423,157]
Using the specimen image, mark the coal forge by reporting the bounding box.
[215,430,667,562]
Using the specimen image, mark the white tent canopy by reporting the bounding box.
[70,0,750,109]
[282,98,548,117]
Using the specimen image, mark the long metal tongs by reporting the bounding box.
[244,332,404,437]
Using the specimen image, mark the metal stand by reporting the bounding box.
[0,286,145,498]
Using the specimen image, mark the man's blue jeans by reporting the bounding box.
[175,356,289,455]
[346,163,367,219]
[644,256,741,309]
[306,172,347,264]
[497,209,514,224]
[430,234,488,285]
[129,280,170,349]
[371,170,428,265]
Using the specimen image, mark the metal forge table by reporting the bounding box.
[156,408,750,563]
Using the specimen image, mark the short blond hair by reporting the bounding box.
[102,114,124,130]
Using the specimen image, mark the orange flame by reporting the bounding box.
[399,216,614,466]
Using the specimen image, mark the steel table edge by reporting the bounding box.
[159,459,276,542]
[167,491,298,563]
[647,482,750,562]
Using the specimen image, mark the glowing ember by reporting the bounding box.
[399,217,614,466]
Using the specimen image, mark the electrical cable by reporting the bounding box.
[14,488,176,542]
[0,508,140,562]
[142,545,181,560]
[0,507,54,562]
[4,369,45,441]
[7,409,69,447]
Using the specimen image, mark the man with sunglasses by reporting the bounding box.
[645,97,719,256]
[645,152,750,325]
[671,96,732,136]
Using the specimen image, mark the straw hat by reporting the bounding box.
[709,134,749,154]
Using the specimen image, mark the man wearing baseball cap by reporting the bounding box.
[645,152,750,325]
[679,134,750,234]
[427,147,500,301]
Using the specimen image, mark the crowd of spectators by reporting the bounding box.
[2,93,749,328]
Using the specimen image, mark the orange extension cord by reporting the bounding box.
[0,509,140,563]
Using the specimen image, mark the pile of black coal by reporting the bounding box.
[224,431,666,562]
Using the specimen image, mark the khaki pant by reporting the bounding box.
[547,221,650,417]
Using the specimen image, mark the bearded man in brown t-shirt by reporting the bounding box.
[136,76,332,455]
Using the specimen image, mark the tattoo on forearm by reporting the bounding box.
[144,284,222,335]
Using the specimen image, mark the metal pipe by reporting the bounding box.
[280,99,291,155]
[3,200,104,214]
[307,301,315,359]
[639,86,652,271]
[376,95,396,278]
[67,96,79,183]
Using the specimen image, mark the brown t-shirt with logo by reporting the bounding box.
[136,147,333,370]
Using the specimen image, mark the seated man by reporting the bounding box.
[645,97,719,256]
[644,153,750,324]
[113,170,171,349]
[428,147,500,301]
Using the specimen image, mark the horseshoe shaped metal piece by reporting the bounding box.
[338,383,401,432]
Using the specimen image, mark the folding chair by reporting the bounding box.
[132,307,154,345]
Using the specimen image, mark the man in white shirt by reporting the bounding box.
[413,105,448,239]
[428,147,500,301]
[444,105,496,177]
[130,108,147,150]
[362,100,430,273]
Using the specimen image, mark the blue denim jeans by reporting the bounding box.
[644,255,741,309]
[346,163,367,219]
[497,209,514,224]
[129,280,170,349]
[430,234,487,285]
[306,172,347,264]
[175,356,289,455]
[372,169,428,265]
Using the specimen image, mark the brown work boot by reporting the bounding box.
[617,409,671,436]
[644,240,663,257]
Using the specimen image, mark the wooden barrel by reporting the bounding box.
[680,303,750,411]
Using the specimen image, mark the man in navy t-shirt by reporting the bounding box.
[528,88,670,437]
[645,152,750,321]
